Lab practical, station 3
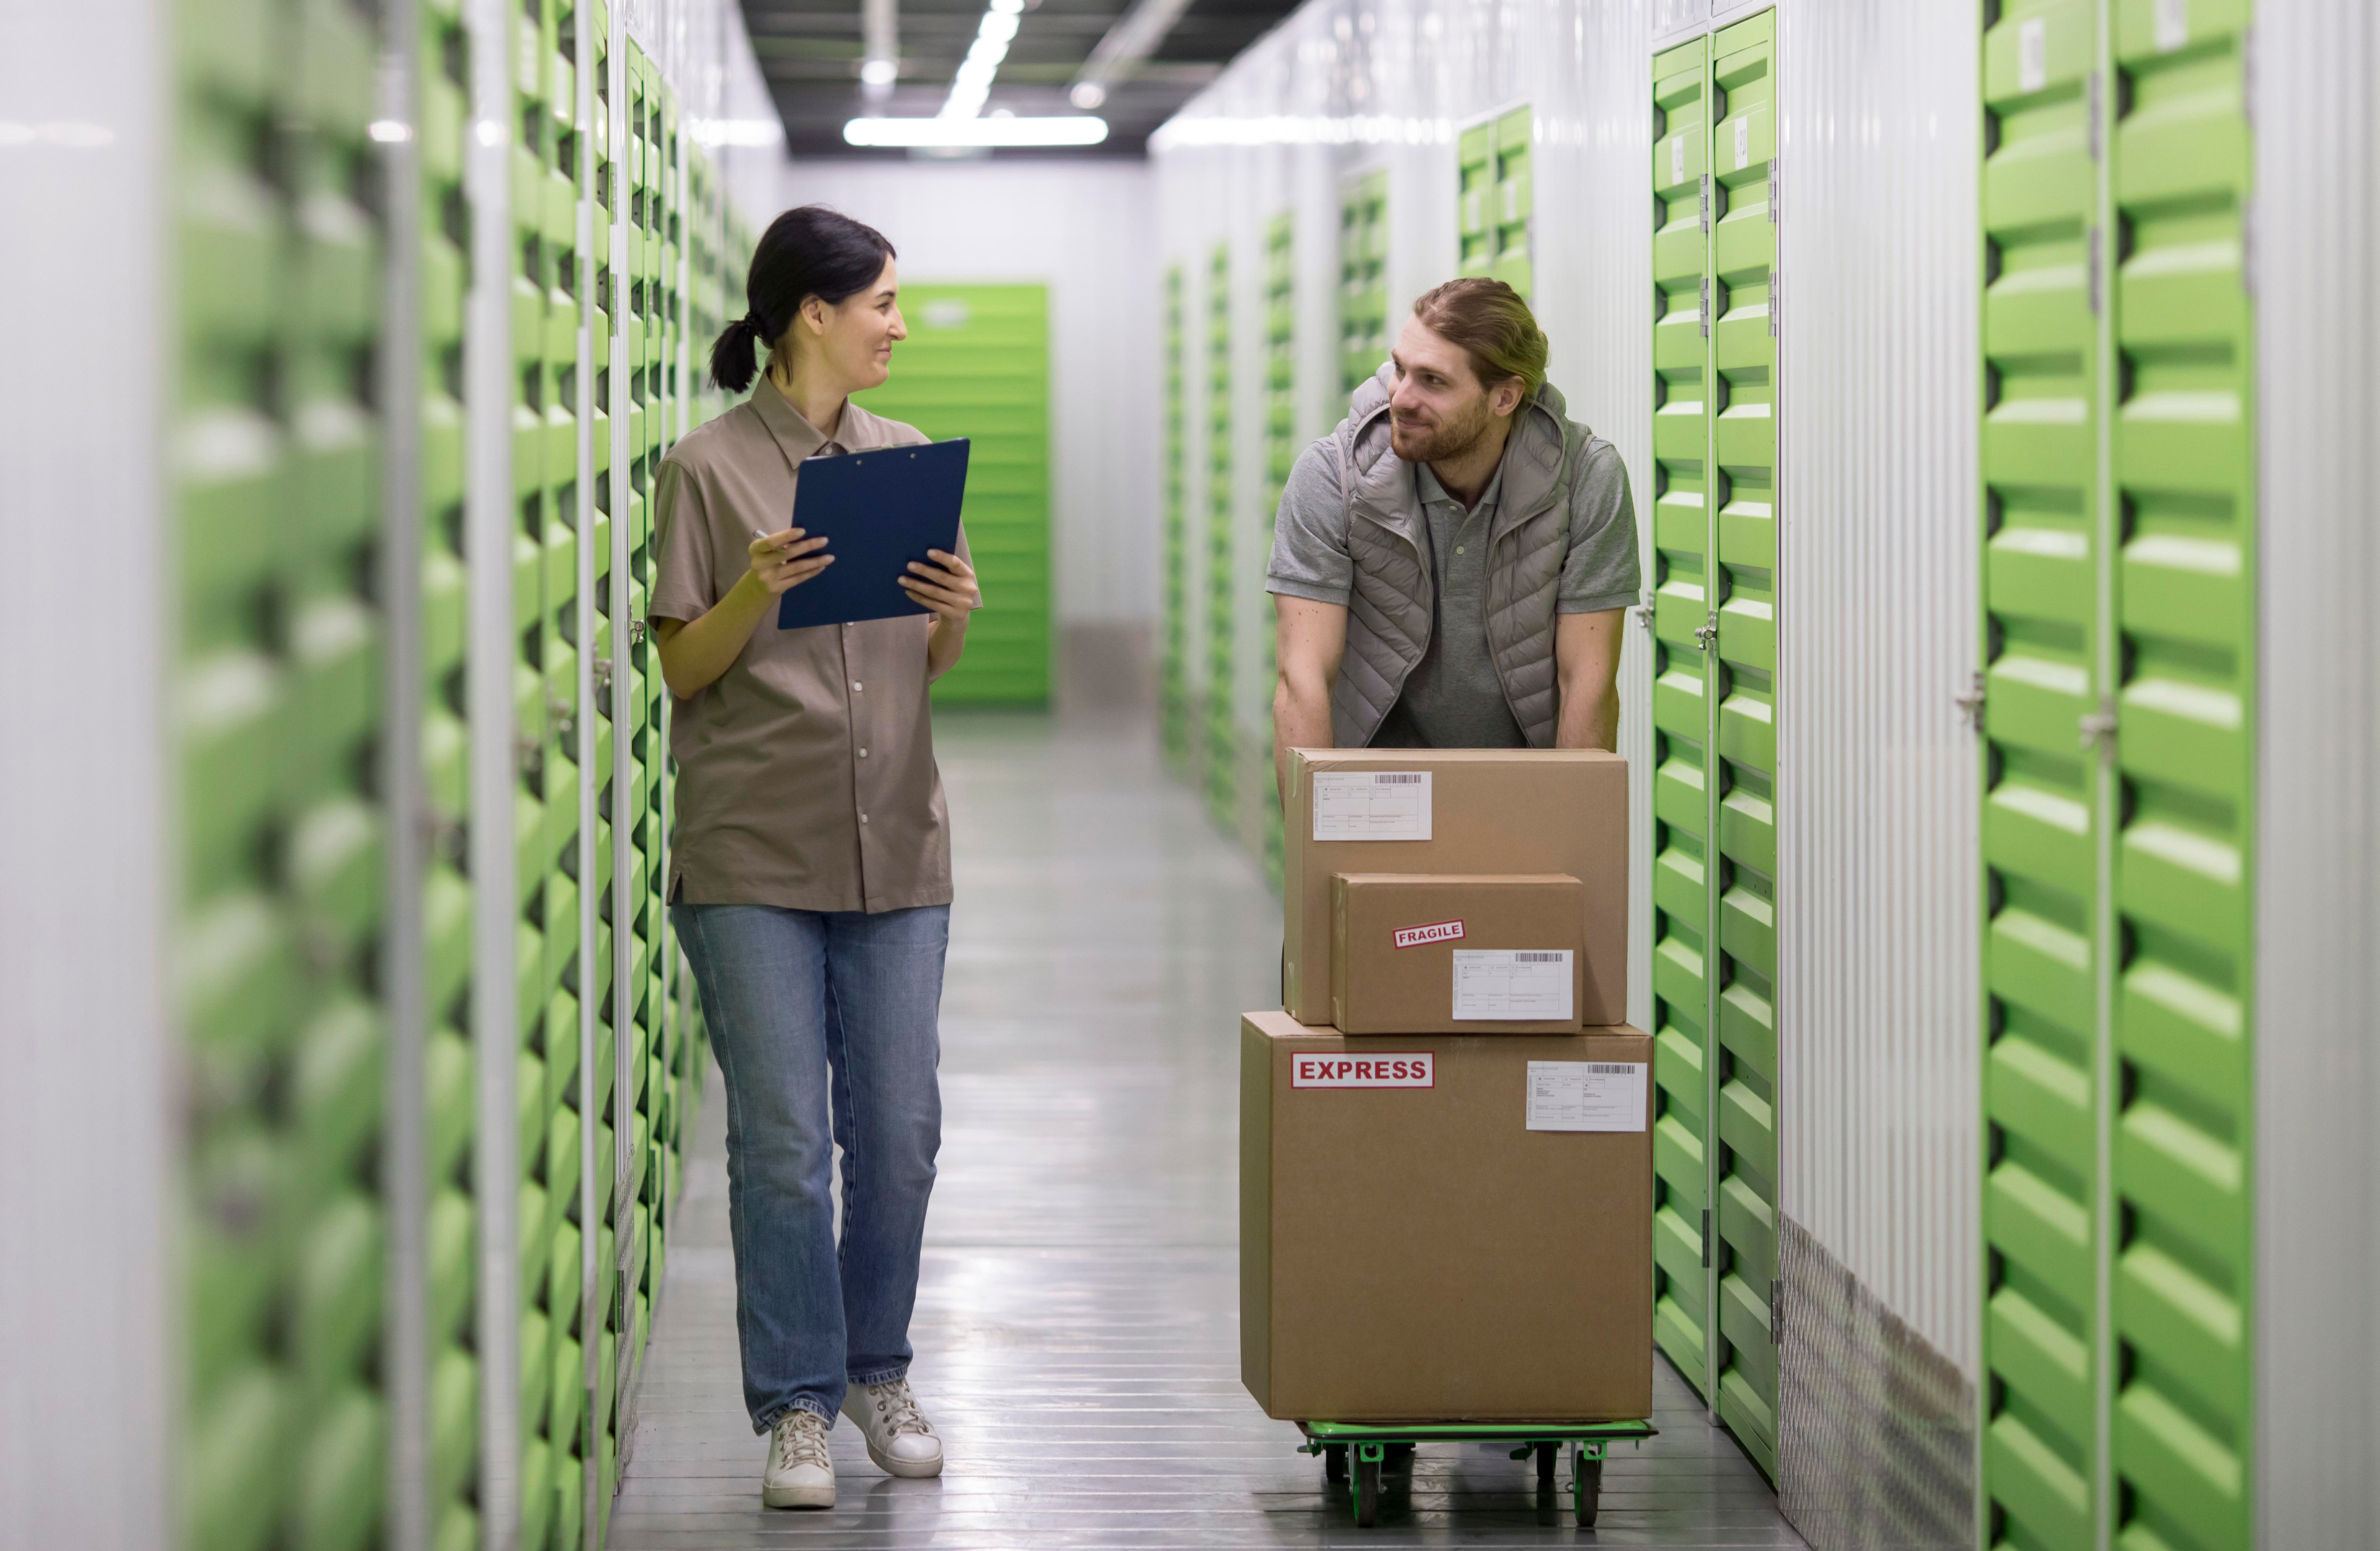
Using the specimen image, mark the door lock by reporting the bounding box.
[1693,613,1718,652]
[1954,671,1986,733]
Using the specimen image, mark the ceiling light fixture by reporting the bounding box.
[842,115,1108,148]
[939,0,1024,120]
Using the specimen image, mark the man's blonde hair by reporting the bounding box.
[1411,277,1549,399]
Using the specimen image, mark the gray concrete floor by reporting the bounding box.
[607,712,1802,1549]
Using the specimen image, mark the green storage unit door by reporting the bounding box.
[1706,7,1779,1480]
[1458,108,1533,299]
[1339,170,1388,395]
[1458,122,1497,278]
[1491,107,1534,301]
[1263,214,1296,882]
[1649,31,1715,1408]
[2107,4,2255,1547]
[1204,244,1236,826]
[1980,2,2109,1545]
[852,283,1052,705]
[173,0,395,1539]
[1163,267,1189,761]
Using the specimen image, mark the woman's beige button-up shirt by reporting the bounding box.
[648,383,973,913]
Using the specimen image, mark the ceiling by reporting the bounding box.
[742,0,1305,158]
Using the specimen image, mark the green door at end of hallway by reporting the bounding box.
[855,283,1051,705]
[1647,8,1780,1483]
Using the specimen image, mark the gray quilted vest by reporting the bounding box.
[1328,363,1595,748]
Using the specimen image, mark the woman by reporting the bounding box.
[648,205,979,1510]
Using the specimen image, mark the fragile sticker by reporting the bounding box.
[1392,919,1465,950]
[1311,771,1432,841]
[1292,1052,1435,1089]
[1452,950,1573,1021]
[1525,1061,1647,1133]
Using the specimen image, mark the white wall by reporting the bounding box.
[2253,0,2380,1544]
[775,161,1161,629]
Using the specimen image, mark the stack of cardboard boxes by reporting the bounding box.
[1241,749,1655,1424]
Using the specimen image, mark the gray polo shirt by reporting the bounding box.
[1266,433,1641,748]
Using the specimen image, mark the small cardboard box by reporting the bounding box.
[1331,873,1585,1034]
[1240,1010,1655,1423]
[1281,748,1626,1028]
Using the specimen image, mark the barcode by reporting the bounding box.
[1514,952,1566,963]
[1587,1063,1640,1075]
[1373,772,1425,784]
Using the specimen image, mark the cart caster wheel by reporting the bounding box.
[1324,1444,1347,1485]
[1355,1456,1382,1527]
[1572,1449,1603,1529]
[1536,1441,1557,1491]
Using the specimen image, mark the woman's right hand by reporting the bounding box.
[745,528,832,596]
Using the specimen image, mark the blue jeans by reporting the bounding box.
[672,902,948,1433]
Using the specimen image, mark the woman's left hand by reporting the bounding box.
[899,549,980,624]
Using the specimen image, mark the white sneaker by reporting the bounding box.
[839,1377,945,1478]
[762,1410,835,1509]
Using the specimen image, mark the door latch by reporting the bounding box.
[1954,671,1986,732]
[1699,276,1711,338]
[1633,592,1656,631]
[1699,171,1711,234]
[1693,612,1719,652]
[2079,699,2119,759]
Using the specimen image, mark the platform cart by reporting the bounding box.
[1299,1418,1657,1529]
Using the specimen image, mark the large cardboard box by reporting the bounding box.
[1240,1010,1654,1423]
[1331,873,1585,1034]
[1282,748,1626,1028]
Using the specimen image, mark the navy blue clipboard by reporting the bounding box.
[774,438,971,631]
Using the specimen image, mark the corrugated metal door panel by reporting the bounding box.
[1339,171,1389,396]
[2249,0,2376,1542]
[1205,244,1236,825]
[853,283,1052,707]
[1458,122,1497,278]
[2108,2,2255,1546]
[1649,32,1715,1405]
[1492,106,1533,301]
[1162,267,1188,762]
[1708,6,1778,1480]
[1259,213,1295,883]
[1981,0,2105,1544]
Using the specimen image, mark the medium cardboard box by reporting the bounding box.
[1240,1010,1655,1423]
[1332,873,1585,1034]
[1282,748,1626,1028]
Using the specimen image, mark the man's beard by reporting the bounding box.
[1389,393,1496,464]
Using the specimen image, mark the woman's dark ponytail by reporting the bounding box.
[707,205,897,393]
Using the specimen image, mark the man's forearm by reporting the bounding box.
[1555,676,1619,751]
[1273,679,1334,803]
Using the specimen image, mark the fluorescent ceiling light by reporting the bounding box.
[859,58,899,86]
[844,116,1109,148]
[937,0,1028,120]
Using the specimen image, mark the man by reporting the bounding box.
[1268,278,1639,790]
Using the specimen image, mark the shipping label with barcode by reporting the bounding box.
[1525,1061,1648,1133]
[1450,949,1573,1021]
[1310,771,1432,841]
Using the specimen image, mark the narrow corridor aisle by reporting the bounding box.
[607,713,1802,1549]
